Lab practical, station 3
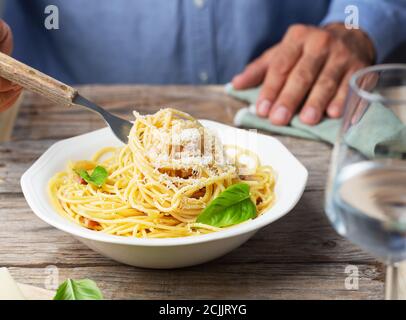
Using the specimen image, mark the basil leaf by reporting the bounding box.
[196,183,257,227]
[75,165,108,187]
[53,279,103,300]
[89,166,108,186]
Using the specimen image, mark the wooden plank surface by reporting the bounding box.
[0,85,386,299]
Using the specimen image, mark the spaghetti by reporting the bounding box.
[48,108,275,238]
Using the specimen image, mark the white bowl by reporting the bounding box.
[21,120,308,269]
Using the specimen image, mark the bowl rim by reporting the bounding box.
[21,121,308,247]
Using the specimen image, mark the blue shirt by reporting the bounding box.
[4,0,406,85]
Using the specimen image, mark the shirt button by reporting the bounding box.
[199,71,209,83]
[194,0,205,9]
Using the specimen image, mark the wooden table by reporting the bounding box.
[0,85,386,299]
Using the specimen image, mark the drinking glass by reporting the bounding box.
[325,64,406,300]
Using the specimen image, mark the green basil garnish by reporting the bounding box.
[196,183,257,227]
[53,279,103,300]
[75,165,108,187]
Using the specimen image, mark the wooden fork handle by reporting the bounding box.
[0,51,77,107]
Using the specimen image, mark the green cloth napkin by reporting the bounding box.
[226,83,406,158]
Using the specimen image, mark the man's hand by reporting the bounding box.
[0,20,22,112]
[232,23,375,125]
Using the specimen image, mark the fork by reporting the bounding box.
[0,51,132,143]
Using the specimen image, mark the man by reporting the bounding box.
[1,0,405,126]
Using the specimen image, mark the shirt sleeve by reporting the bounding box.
[320,0,406,62]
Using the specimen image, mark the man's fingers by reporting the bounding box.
[268,53,325,125]
[300,56,346,124]
[235,24,373,125]
[0,87,22,112]
[256,43,302,117]
[326,76,350,118]
[0,20,21,112]
[327,65,365,118]
[255,25,310,118]
[268,29,331,125]
[232,49,273,90]
[0,20,18,96]
[232,61,267,90]
[0,78,20,92]
[0,20,13,55]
